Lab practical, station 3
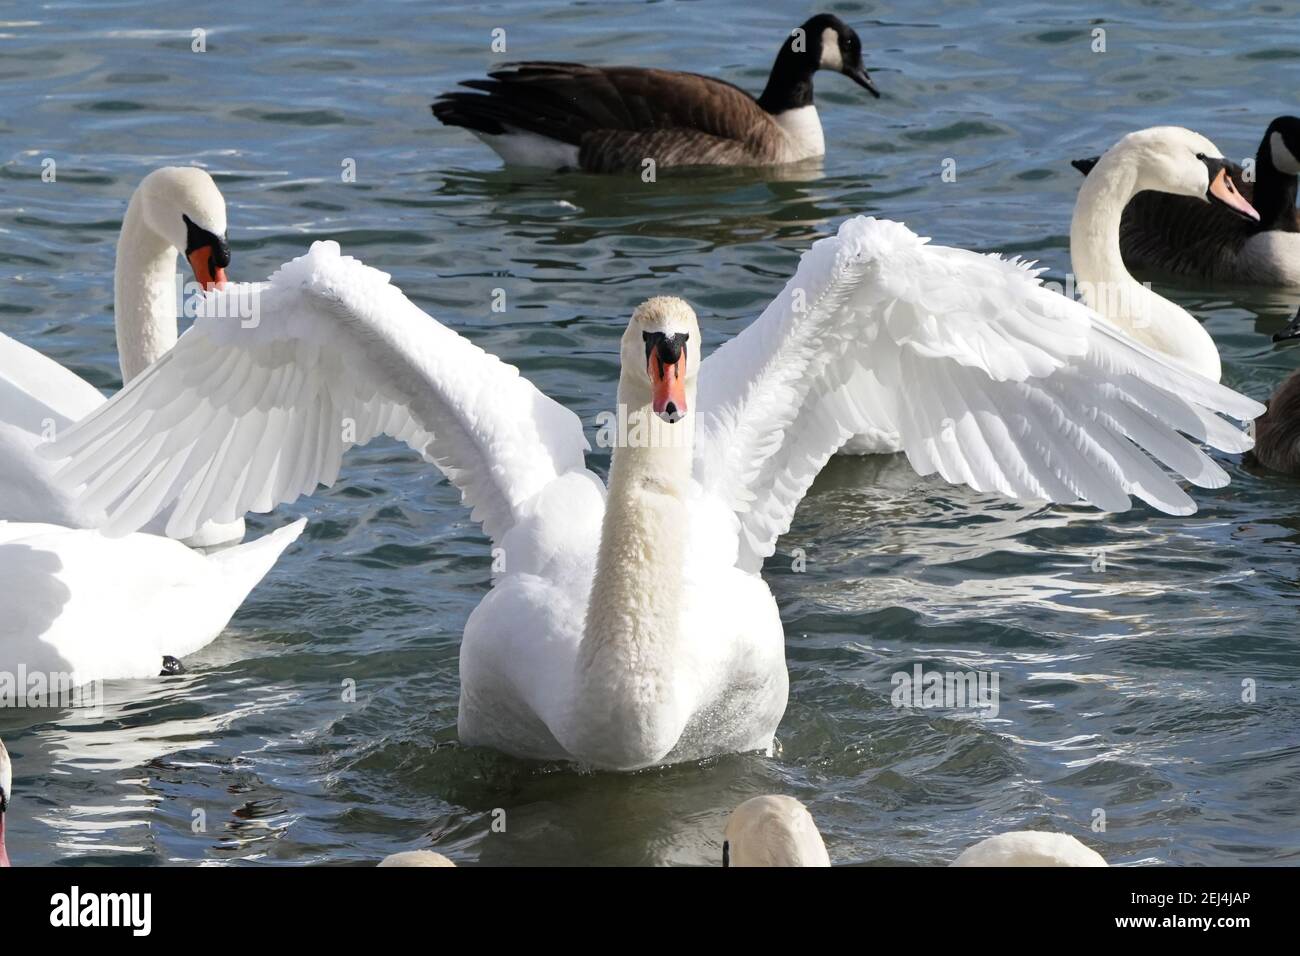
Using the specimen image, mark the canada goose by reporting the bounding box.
[39,218,1259,768]
[722,795,1107,866]
[431,13,879,173]
[1071,116,1300,286]
[1248,306,1300,475]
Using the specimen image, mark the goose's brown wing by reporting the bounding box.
[432,62,778,170]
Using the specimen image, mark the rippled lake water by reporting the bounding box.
[2,0,1299,866]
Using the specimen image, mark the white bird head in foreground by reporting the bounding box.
[722,794,1108,868]
[378,850,456,867]
[951,831,1108,867]
[723,795,832,867]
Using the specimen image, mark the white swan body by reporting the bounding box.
[41,219,1261,769]
[0,518,303,687]
[951,831,1108,867]
[0,167,242,546]
[1071,127,1261,382]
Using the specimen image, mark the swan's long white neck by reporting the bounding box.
[1069,148,1222,381]
[574,369,696,769]
[114,191,179,384]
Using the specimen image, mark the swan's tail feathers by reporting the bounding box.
[208,518,306,604]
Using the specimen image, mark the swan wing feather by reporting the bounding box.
[696,217,1263,571]
[41,241,589,542]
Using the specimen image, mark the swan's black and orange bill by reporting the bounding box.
[1201,156,1260,221]
[183,213,231,290]
[643,331,689,423]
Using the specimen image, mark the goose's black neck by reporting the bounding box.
[1254,127,1300,233]
[757,41,816,114]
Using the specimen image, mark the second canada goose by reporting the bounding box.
[1071,116,1300,285]
[1248,306,1300,476]
[431,13,880,172]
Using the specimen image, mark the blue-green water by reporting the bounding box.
[2,0,1299,866]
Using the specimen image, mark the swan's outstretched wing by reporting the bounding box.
[696,217,1264,571]
[41,241,589,542]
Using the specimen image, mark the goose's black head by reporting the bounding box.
[759,13,878,113]
[1263,116,1300,177]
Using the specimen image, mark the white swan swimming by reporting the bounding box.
[41,216,1261,769]
[0,517,303,689]
[1069,126,1261,382]
[0,166,242,547]
[722,795,1106,866]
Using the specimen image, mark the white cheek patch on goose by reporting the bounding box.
[818,27,843,70]
[1271,131,1300,175]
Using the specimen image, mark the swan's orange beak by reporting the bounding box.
[1207,166,1260,222]
[649,351,687,424]
[187,246,228,290]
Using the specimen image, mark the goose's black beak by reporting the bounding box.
[1273,309,1300,343]
[845,63,880,98]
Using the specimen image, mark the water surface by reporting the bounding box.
[2,0,1299,866]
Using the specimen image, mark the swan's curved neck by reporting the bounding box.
[114,192,178,384]
[574,371,696,768]
[1069,150,1221,381]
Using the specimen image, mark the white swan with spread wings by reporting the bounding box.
[41,216,1262,769]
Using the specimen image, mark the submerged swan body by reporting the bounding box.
[42,218,1260,769]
